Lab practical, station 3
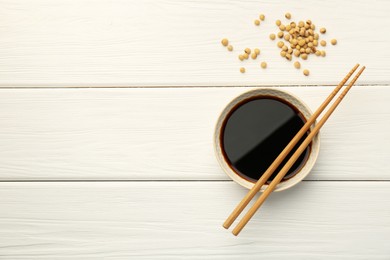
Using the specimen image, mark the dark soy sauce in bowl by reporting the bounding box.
[220,96,311,183]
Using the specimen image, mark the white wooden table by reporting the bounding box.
[1,0,390,258]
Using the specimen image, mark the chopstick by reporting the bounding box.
[231,65,366,236]
[223,64,360,230]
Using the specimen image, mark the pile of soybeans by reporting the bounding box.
[220,12,337,76]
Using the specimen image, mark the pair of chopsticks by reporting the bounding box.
[223,64,366,236]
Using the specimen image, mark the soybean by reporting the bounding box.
[259,14,265,21]
[221,38,228,46]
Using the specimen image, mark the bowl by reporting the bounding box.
[214,88,320,191]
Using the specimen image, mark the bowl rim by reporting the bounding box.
[213,87,320,192]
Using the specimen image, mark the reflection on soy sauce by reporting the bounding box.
[221,96,311,183]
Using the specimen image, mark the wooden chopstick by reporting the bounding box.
[223,64,360,230]
[231,65,366,236]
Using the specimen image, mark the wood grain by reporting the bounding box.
[1,0,389,258]
[0,181,389,259]
[0,0,389,87]
[0,86,389,181]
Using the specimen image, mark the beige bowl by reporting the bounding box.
[214,88,320,192]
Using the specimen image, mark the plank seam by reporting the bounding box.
[0,83,388,89]
[0,180,389,182]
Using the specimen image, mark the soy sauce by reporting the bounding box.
[221,96,311,183]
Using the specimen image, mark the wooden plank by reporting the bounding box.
[0,181,389,259]
[0,86,389,181]
[0,0,389,87]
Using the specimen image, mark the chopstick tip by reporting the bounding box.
[357,66,366,75]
